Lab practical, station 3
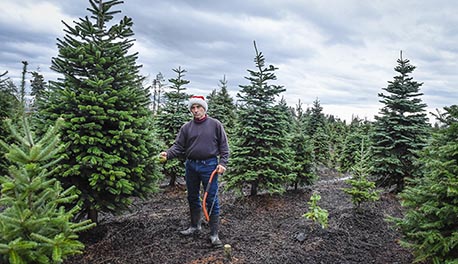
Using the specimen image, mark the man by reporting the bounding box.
[160,95,229,248]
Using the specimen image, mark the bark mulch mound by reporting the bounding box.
[65,175,413,264]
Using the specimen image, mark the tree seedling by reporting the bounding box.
[303,192,329,230]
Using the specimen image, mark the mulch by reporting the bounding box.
[65,173,413,264]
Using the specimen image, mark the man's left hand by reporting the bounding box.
[216,165,226,174]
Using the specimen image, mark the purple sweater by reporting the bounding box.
[166,116,230,167]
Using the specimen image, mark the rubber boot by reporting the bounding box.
[180,209,202,236]
[209,215,223,248]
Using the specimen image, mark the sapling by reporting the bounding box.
[303,192,329,229]
[343,139,380,211]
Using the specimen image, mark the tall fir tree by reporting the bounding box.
[40,0,161,222]
[155,67,190,187]
[0,118,94,264]
[391,105,458,263]
[226,41,295,196]
[206,75,237,133]
[371,52,430,192]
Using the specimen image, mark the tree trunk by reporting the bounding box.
[88,207,98,223]
[169,174,176,187]
[250,181,258,196]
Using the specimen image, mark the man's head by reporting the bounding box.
[188,95,208,112]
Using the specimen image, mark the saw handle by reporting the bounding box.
[202,169,218,222]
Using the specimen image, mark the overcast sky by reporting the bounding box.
[1,0,457,122]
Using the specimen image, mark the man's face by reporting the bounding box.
[190,104,206,119]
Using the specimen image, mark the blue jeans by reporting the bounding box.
[185,157,220,216]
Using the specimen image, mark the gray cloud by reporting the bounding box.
[1,0,457,122]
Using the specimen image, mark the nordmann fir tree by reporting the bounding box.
[154,67,190,187]
[29,70,47,112]
[311,125,330,167]
[290,100,316,190]
[391,105,458,263]
[305,98,325,138]
[0,118,94,264]
[325,117,348,170]
[276,96,297,185]
[343,139,380,211]
[41,0,161,222]
[0,72,16,119]
[338,117,372,173]
[19,61,28,113]
[30,71,47,98]
[0,71,19,177]
[30,71,52,137]
[306,98,329,166]
[303,192,329,230]
[226,41,295,196]
[206,75,237,133]
[371,52,430,192]
[151,72,165,114]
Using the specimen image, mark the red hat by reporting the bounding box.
[188,95,208,111]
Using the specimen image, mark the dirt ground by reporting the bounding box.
[65,173,414,264]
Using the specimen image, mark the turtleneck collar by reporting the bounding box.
[194,114,208,123]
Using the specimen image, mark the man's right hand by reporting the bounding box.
[159,152,167,163]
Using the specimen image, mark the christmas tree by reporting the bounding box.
[40,0,162,222]
[0,118,94,263]
[226,41,294,196]
[343,139,380,211]
[371,52,430,192]
[154,67,190,187]
[392,105,458,263]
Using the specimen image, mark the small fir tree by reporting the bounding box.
[19,61,28,112]
[305,98,325,138]
[325,117,348,170]
[30,70,46,98]
[29,70,47,112]
[155,67,190,187]
[0,118,94,264]
[371,52,430,192]
[226,41,294,196]
[305,98,330,167]
[206,75,237,133]
[343,139,380,211]
[0,72,17,118]
[311,126,330,166]
[151,72,165,114]
[290,100,316,189]
[338,117,372,173]
[303,192,329,229]
[0,72,19,176]
[275,97,296,182]
[391,105,458,263]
